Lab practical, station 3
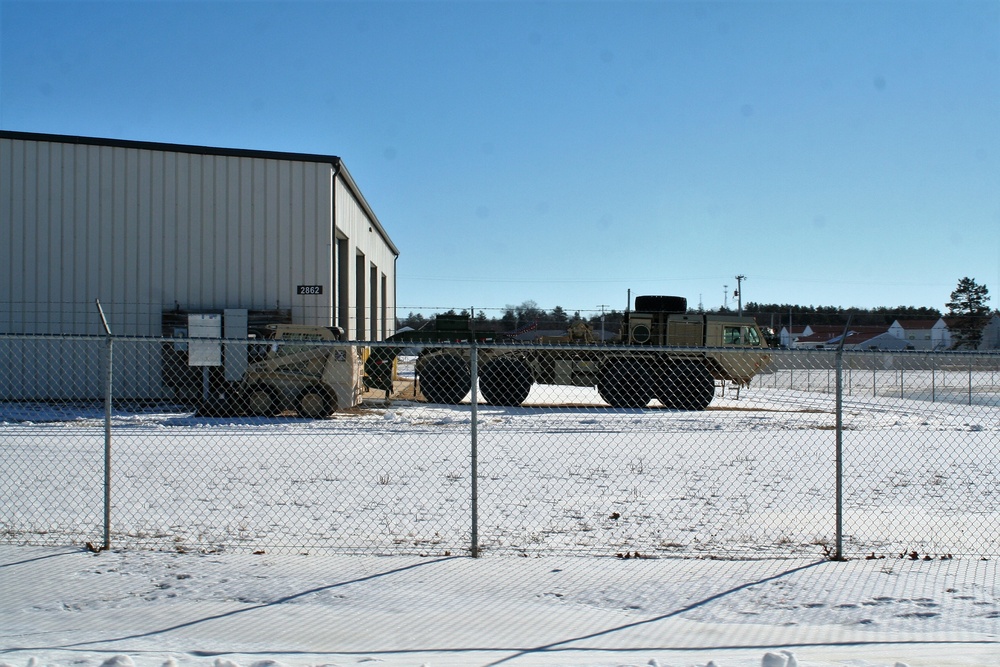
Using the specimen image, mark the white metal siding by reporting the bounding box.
[0,137,344,336]
[334,175,396,338]
[1,134,397,398]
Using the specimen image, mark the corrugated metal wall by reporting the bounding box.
[334,176,397,340]
[1,136,342,335]
[0,133,397,398]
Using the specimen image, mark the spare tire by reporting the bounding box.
[634,295,687,313]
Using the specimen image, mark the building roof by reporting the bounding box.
[826,330,889,345]
[805,324,872,335]
[0,129,400,257]
[892,319,940,330]
[795,325,890,346]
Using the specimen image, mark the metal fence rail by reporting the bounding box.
[2,334,998,560]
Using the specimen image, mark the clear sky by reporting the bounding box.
[1,1,998,319]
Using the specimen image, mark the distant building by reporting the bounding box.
[830,331,911,351]
[889,316,1000,351]
[982,315,1000,350]
[888,319,938,350]
[779,325,813,348]
[784,316,1000,352]
[793,325,901,350]
[935,315,1000,350]
[779,324,891,349]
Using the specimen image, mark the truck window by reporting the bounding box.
[723,326,742,344]
[275,332,324,356]
[743,326,761,346]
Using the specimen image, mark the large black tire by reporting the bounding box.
[242,384,282,417]
[418,354,471,405]
[656,361,715,411]
[597,358,653,408]
[634,295,687,313]
[480,358,533,406]
[296,385,335,419]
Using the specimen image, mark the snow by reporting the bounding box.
[2,377,999,666]
[5,383,998,558]
[1,546,998,666]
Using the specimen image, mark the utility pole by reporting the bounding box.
[734,274,746,317]
[597,304,609,342]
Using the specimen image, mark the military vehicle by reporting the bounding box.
[366,295,770,410]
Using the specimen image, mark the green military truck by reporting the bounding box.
[366,295,770,410]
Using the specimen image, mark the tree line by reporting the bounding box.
[397,302,945,336]
[396,278,993,349]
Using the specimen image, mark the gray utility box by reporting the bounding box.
[187,314,222,367]
[223,309,249,381]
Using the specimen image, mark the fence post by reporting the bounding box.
[95,300,113,551]
[968,364,973,406]
[103,336,113,550]
[834,348,844,560]
[932,359,937,402]
[832,317,851,561]
[469,342,480,558]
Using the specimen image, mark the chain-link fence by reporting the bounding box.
[2,333,998,560]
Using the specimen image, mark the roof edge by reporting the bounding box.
[0,129,344,166]
[334,161,400,257]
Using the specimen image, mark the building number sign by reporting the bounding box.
[297,285,323,295]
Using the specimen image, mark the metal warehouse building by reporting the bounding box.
[0,130,399,399]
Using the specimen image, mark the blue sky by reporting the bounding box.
[2,1,998,319]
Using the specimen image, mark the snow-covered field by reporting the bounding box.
[2,378,1000,666]
[3,377,999,559]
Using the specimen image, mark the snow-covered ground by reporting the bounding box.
[1,546,998,667]
[2,377,999,666]
[3,380,998,558]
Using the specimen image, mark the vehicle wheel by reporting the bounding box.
[480,358,533,406]
[633,295,687,313]
[418,354,471,405]
[654,373,680,409]
[597,358,653,408]
[658,362,715,410]
[243,384,281,417]
[297,385,335,419]
[197,388,235,417]
[649,357,678,408]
